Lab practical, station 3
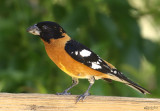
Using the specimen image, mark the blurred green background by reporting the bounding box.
[0,0,160,98]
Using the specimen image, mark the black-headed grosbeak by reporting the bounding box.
[27,21,150,103]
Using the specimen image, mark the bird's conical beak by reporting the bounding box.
[27,25,41,35]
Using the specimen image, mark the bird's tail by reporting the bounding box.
[104,69,150,94]
[125,78,150,94]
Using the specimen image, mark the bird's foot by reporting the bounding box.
[76,92,90,103]
[56,91,71,95]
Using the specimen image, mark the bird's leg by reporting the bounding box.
[57,77,79,95]
[76,76,95,103]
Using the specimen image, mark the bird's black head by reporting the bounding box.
[27,21,66,43]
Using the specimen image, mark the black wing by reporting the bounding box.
[65,39,111,74]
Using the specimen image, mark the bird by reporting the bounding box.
[27,21,150,103]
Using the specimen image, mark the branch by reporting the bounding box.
[0,93,159,111]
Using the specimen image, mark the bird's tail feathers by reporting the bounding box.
[125,81,150,94]
[104,69,150,94]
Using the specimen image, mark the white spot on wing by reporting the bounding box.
[98,59,102,62]
[114,70,117,74]
[80,49,91,57]
[91,62,102,69]
[75,51,78,55]
[96,61,100,64]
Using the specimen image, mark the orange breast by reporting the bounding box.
[42,34,109,80]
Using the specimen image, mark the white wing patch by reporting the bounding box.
[80,49,91,57]
[113,70,117,74]
[98,59,102,62]
[96,61,100,64]
[75,51,78,55]
[91,62,102,69]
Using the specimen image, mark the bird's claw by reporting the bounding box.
[56,91,71,95]
[76,92,90,103]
